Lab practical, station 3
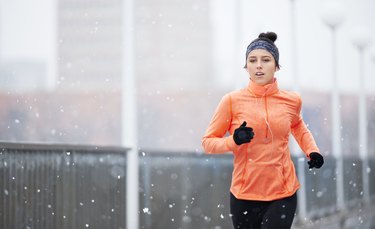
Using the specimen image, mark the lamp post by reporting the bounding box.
[351,26,372,204]
[289,0,309,222]
[46,0,57,91]
[321,0,345,211]
[122,0,139,228]
[290,0,299,92]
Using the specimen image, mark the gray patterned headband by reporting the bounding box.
[245,39,279,65]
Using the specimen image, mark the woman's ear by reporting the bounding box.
[275,66,280,71]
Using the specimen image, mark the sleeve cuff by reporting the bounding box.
[225,135,239,151]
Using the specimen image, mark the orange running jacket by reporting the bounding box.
[202,79,320,201]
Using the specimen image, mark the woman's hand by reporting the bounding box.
[308,152,324,169]
[233,121,254,145]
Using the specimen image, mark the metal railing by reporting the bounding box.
[1,142,374,228]
[139,152,375,228]
[0,143,127,229]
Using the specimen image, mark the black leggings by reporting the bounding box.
[230,192,297,229]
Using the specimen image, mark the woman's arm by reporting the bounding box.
[291,97,320,157]
[202,94,239,154]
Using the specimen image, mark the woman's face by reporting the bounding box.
[246,49,278,86]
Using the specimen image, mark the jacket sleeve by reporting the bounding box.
[202,94,239,154]
[291,96,320,157]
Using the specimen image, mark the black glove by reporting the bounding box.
[233,121,254,145]
[308,152,324,169]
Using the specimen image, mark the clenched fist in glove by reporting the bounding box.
[233,121,254,145]
[308,152,324,169]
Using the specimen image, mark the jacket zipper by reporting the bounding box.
[264,96,269,139]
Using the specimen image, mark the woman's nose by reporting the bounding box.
[256,61,262,68]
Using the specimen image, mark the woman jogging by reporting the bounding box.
[202,32,324,229]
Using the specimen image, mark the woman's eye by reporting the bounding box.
[249,59,256,63]
[263,59,270,62]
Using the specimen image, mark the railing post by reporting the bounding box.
[362,159,370,204]
[297,157,307,222]
[336,157,345,211]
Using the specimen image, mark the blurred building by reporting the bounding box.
[58,0,122,91]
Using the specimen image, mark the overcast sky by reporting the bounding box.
[1,0,375,93]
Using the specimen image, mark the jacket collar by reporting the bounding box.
[247,78,279,97]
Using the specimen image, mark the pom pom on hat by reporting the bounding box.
[258,32,277,43]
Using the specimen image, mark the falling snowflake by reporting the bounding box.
[143,208,151,215]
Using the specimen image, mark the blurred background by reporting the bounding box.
[1,0,375,228]
[0,0,374,154]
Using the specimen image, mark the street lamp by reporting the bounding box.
[351,25,372,204]
[320,0,345,211]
